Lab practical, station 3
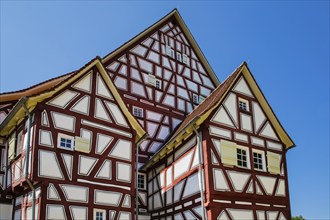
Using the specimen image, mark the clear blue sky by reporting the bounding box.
[1,1,329,219]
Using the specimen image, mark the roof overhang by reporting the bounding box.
[0,58,146,142]
[141,62,295,170]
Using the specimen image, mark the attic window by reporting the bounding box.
[239,98,249,111]
[133,106,143,118]
[155,79,162,90]
[182,54,189,65]
[176,52,182,62]
[165,45,174,58]
[193,94,199,104]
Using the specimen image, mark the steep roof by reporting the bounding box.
[142,62,295,170]
[0,57,146,142]
[102,8,220,86]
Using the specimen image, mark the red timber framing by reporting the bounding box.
[0,58,146,220]
[102,9,218,165]
[143,62,294,220]
[0,9,295,220]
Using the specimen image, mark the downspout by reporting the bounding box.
[22,104,35,220]
[4,140,8,189]
[135,133,148,220]
[193,126,207,220]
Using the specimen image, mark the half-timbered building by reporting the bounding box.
[0,9,294,220]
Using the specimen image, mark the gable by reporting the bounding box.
[104,12,217,114]
[209,75,280,142]
[142,62,294,170]
[103,9,219,87]
[0,58,146,142]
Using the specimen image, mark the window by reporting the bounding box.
[253,151,264,170]
[239,98,249,111]
[176,52,182,62]
[57,134,74,151]
[138,173,146,190]
[182,54,189,65]
[165,45,174,58]
[193,94,199,104]
[133,106,143,118]
[155,79,162,90]
[94,209,106,220]
[237,148,248,168]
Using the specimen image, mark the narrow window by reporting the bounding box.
[94,209,106,220]
[176,52,182,62]
[193,94,199,104]
[133,106,143,118]
[57,134,74,151]
[239,98,249,111]
[237,148,248,168]
[165,45,172,58]
[182,54,189,65]
[253,152,264,170]
[155,79,162,90]
[137,173,146,190]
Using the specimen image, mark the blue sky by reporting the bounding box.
[1,1,329,219]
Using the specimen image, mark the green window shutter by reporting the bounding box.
[220,139,237,166]
[8,138,16,160]
[75,137,90,153]
[267,152,281,174]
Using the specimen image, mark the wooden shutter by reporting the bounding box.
[8,137,16,160]
[267,152,281,174]
[75,137,90,153]
[148,74,156,86]
[220,139,237,166]
[182,54,189,65]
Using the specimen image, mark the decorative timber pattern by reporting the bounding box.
[104,18,216,163]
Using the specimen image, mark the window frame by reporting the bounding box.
[155,79,162,90]
[236,145,250,169]
[57,133,74,151]
[252,149,266,172]
[133,106,143,118]
[238,98,249,112]
[193,94,199,104]
[93,209,106,220]
[176,52,182,62]
[137,172,146,190]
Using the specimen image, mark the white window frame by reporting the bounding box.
[176,52,182,62]
[236,145,250,169]
[193,94,199,104]
[137,172,146,190]
[94,209,106,220]
[238,98,249,111]
[252,149,266,172]
[182,54,189,65]
[57,133,74,151]
[165,45,174,58]
[155,79,162,90]
[133,106,143,118]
